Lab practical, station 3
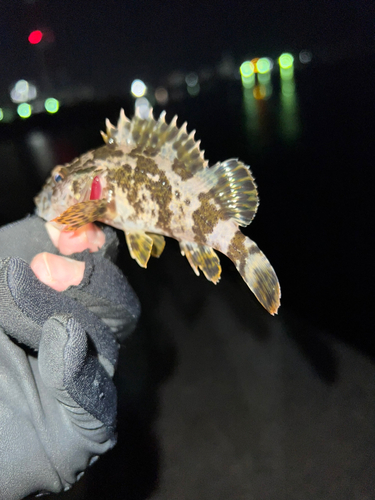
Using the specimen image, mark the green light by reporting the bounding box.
[0,109,3,121]
[257,58,271,74]
[240,61,254,77]
[17,103,32,119]
[281,81,295,97]
[241,74,255,89]
[187,83,200,97]
[45,98,59,113]
[280,66,294,80]
[279,53,294,69]
[258,72,271,85]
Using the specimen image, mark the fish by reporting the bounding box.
[35,106,281,314]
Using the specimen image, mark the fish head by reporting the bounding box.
[35,162,102,221]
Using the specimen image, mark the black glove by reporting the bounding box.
[0,216,140,500]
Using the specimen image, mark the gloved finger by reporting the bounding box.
[39,315,117,435]
[30,252,85,291]
[0,215,58,263]
[0,215,120,264]
[63,251,140,342]
[0,257,118,365]
[31,250,139,338]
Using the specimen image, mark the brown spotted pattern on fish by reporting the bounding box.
[35,106,281,314]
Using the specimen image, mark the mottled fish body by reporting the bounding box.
[35,107,281,314]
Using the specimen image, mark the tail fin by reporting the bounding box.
[226,231,281,315]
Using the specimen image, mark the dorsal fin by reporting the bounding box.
[204,159,259,227]
[101,107,208,174]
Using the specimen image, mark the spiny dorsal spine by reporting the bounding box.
[101,108,208,172]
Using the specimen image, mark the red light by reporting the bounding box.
[28,30,43,44]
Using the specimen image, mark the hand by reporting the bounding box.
[0,216,140,500]
[31,222,106,291]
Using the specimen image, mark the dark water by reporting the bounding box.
[1,55,373,357]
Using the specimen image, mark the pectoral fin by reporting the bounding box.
[180,241,221,284]
[53,199,107,231]
[125,231,153,268]
[146,233,166,258]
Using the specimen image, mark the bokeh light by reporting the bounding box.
[253,85,267,100]
[279,53,294,69]
[256,58,271,74]
[131,79,147,97]
[257,72,272,98]
[0,108,15,123]
[187,83,200,96]
[44,98,59,113]
[281,81,295,97]
[280,66,294,80]
[185,72,198,87]
[251,58,260,73]
[28,30,43,44]
[240,61,255,88]
[135,97,152,118]
[299,50,312,64]
[155,87,169,106]
[240,61,254,78]
[17,103,32,119]
[10,79,37,103]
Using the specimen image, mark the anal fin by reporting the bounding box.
[125,231,153,268]
[146,233,166,258]
[53,199,107,231]
[180,241,221,284]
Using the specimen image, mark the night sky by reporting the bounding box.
[0,0,372,97]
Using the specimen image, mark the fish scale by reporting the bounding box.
[35,106,281,315]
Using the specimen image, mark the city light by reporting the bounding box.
[44,98,59,113]
[281,81,295,97]
[17,103,32,119]
[28,30,43,44]
[278,53,294,69]
[0,108,15,123]
[185,72,199,87]
[279,53,294,80]
[251,58,260,72]
[279,54,299,140]
[131,79,147,97]
[155,87,169,106]
[240,61,254,78]
[299,50,312,64]
[240,61,255,89]
[253,85,267,100]
[10,80,37,103]
[134,97,151,118]
[187,83,200,96]
[256,58,272,74]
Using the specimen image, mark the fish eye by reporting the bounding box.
[54,173,63,182]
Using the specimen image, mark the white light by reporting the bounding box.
[135,97,152,118]
[131,79,147,97]
[10,79,37,103]
[299,50,312,64]
[185,72,198,87]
